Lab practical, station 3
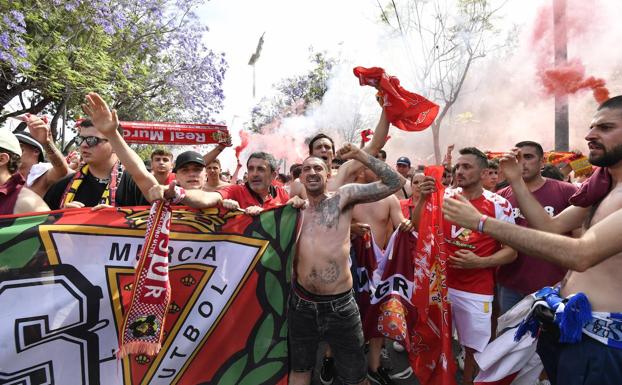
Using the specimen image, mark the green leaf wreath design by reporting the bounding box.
[210,205,298,384]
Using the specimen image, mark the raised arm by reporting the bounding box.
[26,115,71,194]
[337,144,404,208]
[82,92,159,198]
[203,132,232,165]
[443,194,622,272]
[330,108,390,188]
[500,150,587,233]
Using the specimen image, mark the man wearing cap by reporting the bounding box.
[15,115,71,197]
[394,157,412,200]
[0,130,49,215]
[173,150,209,190]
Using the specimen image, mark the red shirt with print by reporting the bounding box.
[444,188,515,295]
[218,183,290,209]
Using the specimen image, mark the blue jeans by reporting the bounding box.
[288,287,367,384]
[498,285,525,314]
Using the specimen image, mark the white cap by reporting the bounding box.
[0,130,22,156]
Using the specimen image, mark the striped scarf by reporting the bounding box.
[60,162,122,208]
[118,200,172,357]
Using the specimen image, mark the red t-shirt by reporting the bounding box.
[400,197,414,219]
[497,178,577,294]
[444,188,515,295]
[218,183,290,209]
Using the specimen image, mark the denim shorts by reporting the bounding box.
[287,287,367,384]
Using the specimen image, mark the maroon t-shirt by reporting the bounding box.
[0,173,26,215]
[497,178,578,295]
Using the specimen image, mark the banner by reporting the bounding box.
[0,204,298,385]
[354,167,457,385]
[119,121,228,145]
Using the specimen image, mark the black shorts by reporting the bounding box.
[537,328,622,385]
[287,283,367,384]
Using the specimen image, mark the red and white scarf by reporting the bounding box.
[118,200,172,358]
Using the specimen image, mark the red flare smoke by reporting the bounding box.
[540,60,610,104]
[235,131,250,160]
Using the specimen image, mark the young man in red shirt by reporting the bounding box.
[414,147,517,385]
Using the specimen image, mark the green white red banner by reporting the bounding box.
[0,204,298,385]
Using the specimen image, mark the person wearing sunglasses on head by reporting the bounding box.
[43,114,153,210]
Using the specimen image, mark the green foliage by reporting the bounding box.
[250,49,337,132]
[1,0,226,137]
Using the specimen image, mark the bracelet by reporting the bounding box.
[477,215,488,233]
[171,185,186,204]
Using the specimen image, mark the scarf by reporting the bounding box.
[60,162,122,208]
[118,200,172,358]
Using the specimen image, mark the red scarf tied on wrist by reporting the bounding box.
[118,200,172,358]
[353,66,439,131]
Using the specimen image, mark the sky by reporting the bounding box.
[195,0,622,172]
[4,0,622,173]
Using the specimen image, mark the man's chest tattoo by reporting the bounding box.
[312,195,341,228]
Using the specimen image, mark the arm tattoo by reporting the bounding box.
[44,142,65,168]
[364,154,401,190]
[341,152,403,206]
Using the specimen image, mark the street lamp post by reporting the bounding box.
[554,0,569,151]
[248,33,265,99]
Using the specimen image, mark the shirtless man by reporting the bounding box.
[288,144,404,385]
[17,116,71,197]
[203,159,231,192]
[443,95,622,385]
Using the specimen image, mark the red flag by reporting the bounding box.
[353,66,439,131]
[411,165,456,385]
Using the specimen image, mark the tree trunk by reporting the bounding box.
[432,121,441,164]
[50,98,67,140]
[431,102,451,164]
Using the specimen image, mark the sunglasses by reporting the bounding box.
[75,136,108,147]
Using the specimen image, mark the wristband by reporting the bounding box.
[171,185,186,204]
[477,215,488,233]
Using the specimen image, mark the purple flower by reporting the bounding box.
[0,32,9,50]
[16,45,27,58]
[10,10,25,26]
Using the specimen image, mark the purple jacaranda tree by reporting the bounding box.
[1,0,227,137]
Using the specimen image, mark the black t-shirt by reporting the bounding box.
[44,171,148,210]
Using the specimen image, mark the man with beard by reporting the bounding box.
[413,147,517,385]
[496,141,578,314]
[288,144,404,385]
[290,107,390,200]
[442,96,622,385]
